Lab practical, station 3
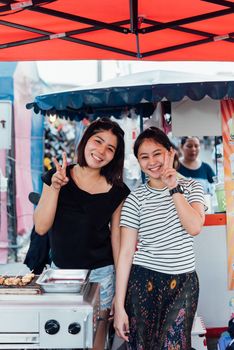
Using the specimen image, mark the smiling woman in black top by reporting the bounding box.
[34,118,130,350]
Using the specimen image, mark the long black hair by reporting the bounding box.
[134,127,179,169]
[77,118,125,185]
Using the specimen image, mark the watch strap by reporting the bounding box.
[169,184,184,196]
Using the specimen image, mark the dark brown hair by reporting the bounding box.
[77,118,125,185]
[181,136,200,146]
[134,127,179,169]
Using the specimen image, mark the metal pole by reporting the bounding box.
[214,136,218,176]
[97,60,102,82]
[8,104,18,262]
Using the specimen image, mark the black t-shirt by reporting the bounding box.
[41,165,130,269]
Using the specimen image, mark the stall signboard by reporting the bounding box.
[221,99,234,289]
[0,101,12,150]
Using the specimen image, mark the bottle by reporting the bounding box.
[230,298,234,319]
[215,182,226,212]
[228,113,234,140]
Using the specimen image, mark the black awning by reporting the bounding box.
[27,70,234,120]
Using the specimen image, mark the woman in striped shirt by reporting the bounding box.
[114,127,205,350]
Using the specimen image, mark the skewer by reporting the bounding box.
[14,269,25,279]
[0,272,8,285]
[3,270,23,286]
[21,270,35,285]
[0,271,9,277]
[14,269,33,278]
[1,269,35,286]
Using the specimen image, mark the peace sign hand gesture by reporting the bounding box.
[51,152,69,191]
[160,148,178,190]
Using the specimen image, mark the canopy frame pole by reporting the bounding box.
[135,34,141,59]
[129,0,142,58]
[68,20,130,35]
[141,33,234,58]
[144,18,234,42]
[203,0,234,7]
[0,0,54,12]
[28,5,130,34]
[0,19,137,57]
[129,0,138,34]
[140,8,234,34]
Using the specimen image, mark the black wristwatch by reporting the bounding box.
[169,184,184,196]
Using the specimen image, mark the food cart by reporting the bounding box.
[0,267,100,349]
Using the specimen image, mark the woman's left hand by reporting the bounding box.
[161,148,178,189]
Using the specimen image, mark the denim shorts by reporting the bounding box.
[89,265,115,311]
[51,263,115,311]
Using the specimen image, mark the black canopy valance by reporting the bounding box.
[27,70,234,120]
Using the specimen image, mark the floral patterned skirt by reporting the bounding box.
[125,265,199,350]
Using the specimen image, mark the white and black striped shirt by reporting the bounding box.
[120,178,204,274]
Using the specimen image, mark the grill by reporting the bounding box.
[0,270,100,349]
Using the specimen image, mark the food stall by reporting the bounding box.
[27,69,234,337]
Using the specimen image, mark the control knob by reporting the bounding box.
[68,322,81,335]
[45,319,60,335]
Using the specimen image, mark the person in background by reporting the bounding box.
[34,118,130,350]
[178,136,215,194]
[114,127,205,350]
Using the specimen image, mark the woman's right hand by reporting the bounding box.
[114,307,130,342]
[51,152,69,191]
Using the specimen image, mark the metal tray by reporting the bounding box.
[36,269,90,293]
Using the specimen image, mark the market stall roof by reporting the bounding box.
[0,0,234,61]
[27,69,234,120]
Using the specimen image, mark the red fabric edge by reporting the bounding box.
[206,327,227,338]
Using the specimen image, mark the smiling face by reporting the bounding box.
[137,139,168,181]
[182,137,200,162]
[84,130,117,169]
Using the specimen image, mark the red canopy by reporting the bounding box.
[0,0,234,61]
